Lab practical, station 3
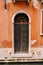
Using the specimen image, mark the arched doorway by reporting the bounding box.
[14,13,29,53]
[12,11,31,56]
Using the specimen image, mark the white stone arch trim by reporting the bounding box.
[40,9,43,35]
[12,10,32,57]
[12,10,31,24]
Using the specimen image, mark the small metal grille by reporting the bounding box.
[14,13,29,23]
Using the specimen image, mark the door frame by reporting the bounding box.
[12,10,32,57]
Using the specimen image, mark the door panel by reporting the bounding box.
[14,24,21,53]
[14,13,29,53]
[14,24,29,53]
[21,24,29,52]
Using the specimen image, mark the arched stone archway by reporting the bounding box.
[12,10,31,57]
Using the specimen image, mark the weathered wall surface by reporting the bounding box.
[0,0,43,61]
[0,1,43,48]
[0,0,12,48]
[4,2,43,48]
